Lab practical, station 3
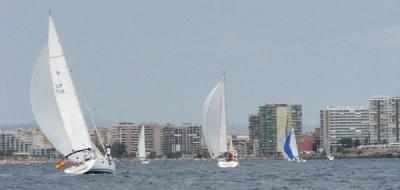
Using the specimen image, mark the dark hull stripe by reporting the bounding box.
[84,169,114,174]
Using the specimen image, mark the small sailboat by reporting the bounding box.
[30,14,116,174]
[202,73,238,168]
[138,126,149,164]
[324,125,334,160]
[282,129,306,163]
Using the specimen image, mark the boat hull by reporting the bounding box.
[141,160,150,164]
[218,160,238,168]
[64,158,115,174]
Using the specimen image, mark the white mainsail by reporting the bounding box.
[138,126,146,159]
[324,125,333,160]
[30,16,93,161]
[202,80,227,159]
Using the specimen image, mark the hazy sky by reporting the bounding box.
[2,1,400,130]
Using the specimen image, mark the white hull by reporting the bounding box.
[217,160,238,168]
[328,156,335,161]
[296,159,306,163]
[141,160,150,164]
[64,158,115,174]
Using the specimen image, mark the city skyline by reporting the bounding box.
[3,1,400,128]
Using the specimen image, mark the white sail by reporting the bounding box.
[31,46,73,156]
[289,129,299,158]
[138,126,146,159]
[202,80,227,159]
[30,16,93,161]
[283,129,299,160]
[324,125,333,159]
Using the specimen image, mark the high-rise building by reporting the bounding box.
[89,127,110,147]
[247,113,260,156]
[257,103,302,157]
[369,96,400,144]
[320,106,369,149]
[161,123,201,156]
[112,122,162,156]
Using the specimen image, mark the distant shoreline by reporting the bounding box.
[1,155,400,165]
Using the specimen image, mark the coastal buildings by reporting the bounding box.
[231,134,249,158]
[89,127,110,147]
[369,96,400,144]
[112,122,162,156]
[31,129,55,156]
[0,129,32,155]
[320,106,369,149]
[161,123,201,157]
[256,103,302,157]
[247,113,260,156]
[298,133,315,152]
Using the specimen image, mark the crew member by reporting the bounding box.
[75,156,81,166]
[84,151,91,161]
[106,146,112,160]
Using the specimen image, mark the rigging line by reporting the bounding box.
[68,63,79,72]
[68,62,106,153]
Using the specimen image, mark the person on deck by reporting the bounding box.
[106,146,112,160]
[84,151,91,161]
[75,157,81,166]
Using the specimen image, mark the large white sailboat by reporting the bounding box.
[282,129,305,163]
[138,126,149,164]
[30,14,116,174]
[202,74,238,168]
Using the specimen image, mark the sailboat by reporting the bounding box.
[30,14,116,174]
[202,73,238,168]
[282,129,306,163]
[138,126,149,164]
[324,125,334,160]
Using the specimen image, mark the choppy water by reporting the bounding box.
[0,158,399,190]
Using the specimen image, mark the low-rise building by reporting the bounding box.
[231,134,249,158]
[31,129,56,156]
[298,133,314,152]
[0,129,32,154]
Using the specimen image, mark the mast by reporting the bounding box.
[221,71,228,154]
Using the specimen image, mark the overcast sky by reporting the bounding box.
[2,1,400,130]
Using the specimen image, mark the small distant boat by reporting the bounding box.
[282,129,306,163]
[326,145,334,161]
[202,73,238,168]
[323,123,334,161]
[30,13,115,174]
[138,126,149,164]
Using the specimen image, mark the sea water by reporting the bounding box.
[0,158,399,190]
